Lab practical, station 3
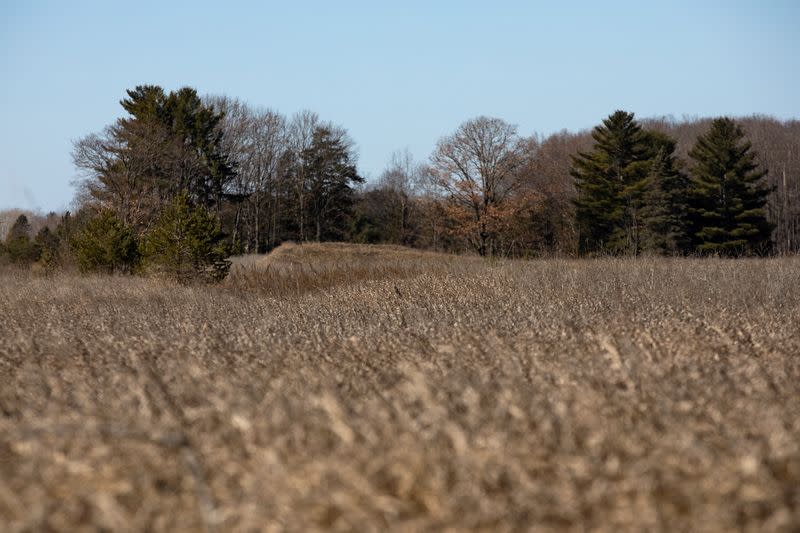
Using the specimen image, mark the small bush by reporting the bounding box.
[73,210,139,274]
[34,226,61,270]
[141,193,230,283]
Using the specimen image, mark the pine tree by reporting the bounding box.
[572,111,653,254]
[73,210,139,273]
[300,126,364,241]
[639,133,691,255]
[688,118,773,256]
[141,193,230,283]
[75,85,234,232]
[4,214,40,264]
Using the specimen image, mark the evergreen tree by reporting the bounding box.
[571,111,653,254]
[73,210,139,273]
[639,133,691,255]
[688,118,773,255]
[74,85,234,231]
[300,126,364,241]
[4,214,40,264]
[127,86,235,210]
[141,193,230,283]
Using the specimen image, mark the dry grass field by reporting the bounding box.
[1,243,799,532]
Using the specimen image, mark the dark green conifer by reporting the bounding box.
[640,133,691,255]
[4,214,40,264]
[73,210,139,273]
[688,118,772,255]
[300,126,364,241]
[572,111,653,254]
[120,85,234,210]
[141,193,230,283]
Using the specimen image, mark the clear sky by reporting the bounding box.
[1,0,798,212]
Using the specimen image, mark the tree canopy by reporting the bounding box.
[1,85,786,278]
[571,111,654,255]
[688,118,772,255]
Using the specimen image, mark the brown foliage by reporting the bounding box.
[430,117,527,256]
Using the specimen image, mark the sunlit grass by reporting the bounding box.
[1,245,798,531]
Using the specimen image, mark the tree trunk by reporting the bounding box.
[298,193,305,242]
[254,192,260,253]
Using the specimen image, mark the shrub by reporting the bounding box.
[141,193,230,283]
[73,210,139,274]
[34,226,61,270]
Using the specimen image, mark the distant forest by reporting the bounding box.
[2,85,799,276]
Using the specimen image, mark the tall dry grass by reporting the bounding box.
[1,243,799,531]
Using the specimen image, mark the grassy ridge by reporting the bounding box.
[1,245,799,531]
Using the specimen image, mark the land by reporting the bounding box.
[1,244,799,531]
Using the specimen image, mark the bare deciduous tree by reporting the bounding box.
[430,116,526,256]
[376,149,424,244]
[72,120,198,231]
[286,110,321,242]
[212,96,288,251]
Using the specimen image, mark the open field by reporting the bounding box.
[1,244,799,531]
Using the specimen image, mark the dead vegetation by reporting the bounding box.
[1,243,799,531]
[226,242,466,297]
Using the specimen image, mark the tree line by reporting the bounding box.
[2,85,798,279]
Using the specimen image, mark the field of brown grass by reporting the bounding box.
[1,243,799,532]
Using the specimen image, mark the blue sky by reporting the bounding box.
[1,0,798,212]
